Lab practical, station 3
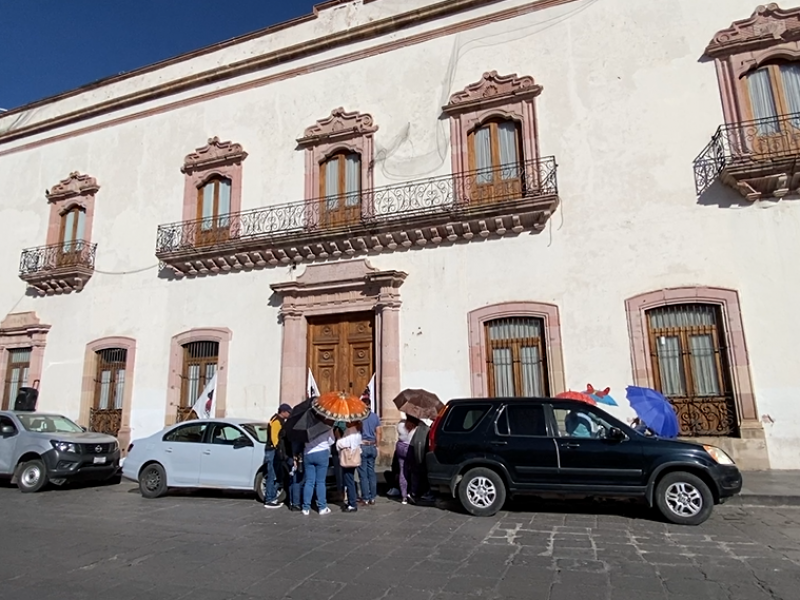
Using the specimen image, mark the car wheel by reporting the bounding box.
[255,471,265,503]
[457,467,506,517]
[139,463,168,499]
[655,471,714,526]
[17,459,47,493]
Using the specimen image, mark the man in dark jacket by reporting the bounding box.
[263,403,292,508]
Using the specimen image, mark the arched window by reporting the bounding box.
[745,61,800,133]
[179,341,219,421]
[57,205,87,266]
[90,348,127,436]
[196,176,232,245]
[320,151,361,228]
[484,316,549,397]
[645,303,735,436]
[468,119,523,203]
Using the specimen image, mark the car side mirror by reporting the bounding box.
[233,437,253,449]
[608,427,626,442]
[80,426,87,432]
[1,425,16,437]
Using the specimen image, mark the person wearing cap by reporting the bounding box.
[264,403,292,508]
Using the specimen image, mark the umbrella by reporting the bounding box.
[283,398,326,443]
[555,391,597,405]
[584,384,618,406]
[625,386,680,439]
[312,391,370,422]
[392,389,444,421]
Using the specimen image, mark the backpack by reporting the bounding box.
[266,415,283,451]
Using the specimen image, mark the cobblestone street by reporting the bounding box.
[1,482,799,600]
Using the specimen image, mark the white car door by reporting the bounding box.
[160,422,208,486]
[0,416,19,475]
[199,423,255,489]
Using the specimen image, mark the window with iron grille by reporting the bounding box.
[484,317,549,397]
[646,304,737,436]
[94,348,127,410]
[180,341,219,408]
[2,348,31,410]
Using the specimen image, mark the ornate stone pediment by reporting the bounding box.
[297,108,378,146]
[706,3,800,57]
[443,71,543,113]
[182,137,248,174]
[45,172,99,202]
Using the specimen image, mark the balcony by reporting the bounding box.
[19,240,97,295]
[694,113,800,200]
[156,156,559,277]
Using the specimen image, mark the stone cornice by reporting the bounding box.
[181,137,248,174]
[443,71,543,114]
[297,108,378,147]
[706,3,800,58]
[45,172,100,203]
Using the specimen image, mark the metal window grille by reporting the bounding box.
[484,317,549,398]
[646,304,737,436]
[3,348,31,410]
[180,341,219,408]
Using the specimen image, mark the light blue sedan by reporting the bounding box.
[123,418,271,500]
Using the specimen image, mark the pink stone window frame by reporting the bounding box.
[706,5,800,124]
[44,172,99,247]
[165,327,232,426]
[80,336,136,453]
[297,108,378,225]
[624,287,758,428]
[467,301,566,398]
[181,137,247,225]
[443,71,543,200]
[0,312,50,409]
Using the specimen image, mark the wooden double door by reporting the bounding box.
[308,312,374,397]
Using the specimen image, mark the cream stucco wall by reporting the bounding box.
[0,0,797,467]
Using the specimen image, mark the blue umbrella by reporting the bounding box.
[625,386,680,438]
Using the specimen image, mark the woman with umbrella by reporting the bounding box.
[301,392,370,516]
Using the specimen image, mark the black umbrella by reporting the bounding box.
[284,397,329,443]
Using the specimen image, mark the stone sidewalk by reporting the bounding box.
[735,470,800,506]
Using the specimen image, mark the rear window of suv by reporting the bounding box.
[443,404,492,433]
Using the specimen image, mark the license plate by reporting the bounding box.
[93,456,106,464]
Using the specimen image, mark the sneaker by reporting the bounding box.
[290,505,301,512]
[387,488,400,497]
[319,507,332,516]
[366,499,376,506]
[343,506,357,513]
[401,498,408,505]
[263,499,282,508]
[302,509,310,516]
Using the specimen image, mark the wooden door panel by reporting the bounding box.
[308,313,374,398]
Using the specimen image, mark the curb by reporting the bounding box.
[729,494,800,507]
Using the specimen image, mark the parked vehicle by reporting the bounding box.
[0,410,121,492]
[123,418,277,500]
[426,398,743,525]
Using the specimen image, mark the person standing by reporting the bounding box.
[302,426,335,516]
[395,416,418,504]
[264,403,292,508]
[336,422,362,512]
[357,393,381,505]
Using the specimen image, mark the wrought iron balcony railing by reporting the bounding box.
[693,112,800,196]
[19,240,97,294]
[156,156,558,256]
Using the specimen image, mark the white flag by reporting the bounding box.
[191,373,217,420]
[307,369,319,399]
[367,373,376,409]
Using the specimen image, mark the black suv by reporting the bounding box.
[426,398,742,525]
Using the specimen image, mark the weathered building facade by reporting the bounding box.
[0,0,797,469]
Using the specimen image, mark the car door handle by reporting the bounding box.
[560,442,581,449]
[165,448,173,453]
[202,450,211,455]
[491,441,507,446]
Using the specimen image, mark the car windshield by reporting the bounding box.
[242,422,269,444]
[17,414,83,434]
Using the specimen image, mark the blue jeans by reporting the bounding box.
[343,467,357,509]
[357,445,378,501]
[263,449,277,503]
[286,458,302,508]
[302,449,330,511]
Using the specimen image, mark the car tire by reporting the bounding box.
[138,463,168,499]
[255,471,265,503]
[655,471,714,526]
[457,467,506,517]
[17,459,47,493]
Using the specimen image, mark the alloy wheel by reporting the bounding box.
[664,481,703,517]
[466,476,496,509]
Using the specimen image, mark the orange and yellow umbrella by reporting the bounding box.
[311,391,371,422]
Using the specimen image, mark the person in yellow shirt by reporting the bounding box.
[263,403,292,508]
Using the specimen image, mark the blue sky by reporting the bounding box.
[0,1,321,110]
